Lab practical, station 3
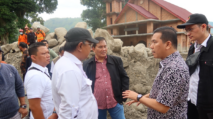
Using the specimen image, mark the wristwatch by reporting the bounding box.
[137,94,143,101]
[20,104,27,109]
[53,111,57,114]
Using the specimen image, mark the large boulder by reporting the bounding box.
[46,32,55,41]
[111,39,123,53]
[60,41,66,48]
[10,42,20,53]
[54,27,67,44]
[88,29,94,38]
[75,22,87,29]
[1,44,12,54]
[48,39,58,48]
[32,22,49,33]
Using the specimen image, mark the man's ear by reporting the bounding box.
[165,41,172,50]
[31,55,36,61]
[76,42,83,52]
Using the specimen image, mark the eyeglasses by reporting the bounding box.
[84,42,94,48]
[184,27,196,35]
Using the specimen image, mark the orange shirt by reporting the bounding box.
[18,34,28,44]
[35,30,46,42]
[1,61,7,64]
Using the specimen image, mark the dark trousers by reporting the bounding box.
[188,101,213,119]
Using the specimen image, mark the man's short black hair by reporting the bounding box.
[19,42,28,48]
[59,46,64,53]
[41,40,48,44]
[28,42,46,56]
[92,37,106,48]
[64,40,86,52]
[153,26,177,49]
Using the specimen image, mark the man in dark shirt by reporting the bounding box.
[19,42,29,81]
[27,28,36,46]
[83,37,129,119]
[123,27,190,119]
[0,47,28,119]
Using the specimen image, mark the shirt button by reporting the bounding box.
[106,89,107,91]
[105,76,106,77]
[105,82,107,83]
[103,69,105,70]
[106,96,108,98]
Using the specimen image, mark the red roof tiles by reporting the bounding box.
[115,3,158,23]
[151,0,191,22]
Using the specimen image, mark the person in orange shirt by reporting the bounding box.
[25,26,30,35]
[18,29,28,45]
[35,26,46,42]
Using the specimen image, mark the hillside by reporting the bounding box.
[44,18,83,33]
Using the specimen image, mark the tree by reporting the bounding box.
[27,12,45,25]
[81,0,106,31]
[80,0,128,31]
[0,0,58,44]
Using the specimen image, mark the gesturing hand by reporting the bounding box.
[122,90,138,101]
[125,100,141,106]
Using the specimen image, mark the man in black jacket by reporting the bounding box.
[177,13,213,119]
[83,37,129,119]
[27,28,36,46]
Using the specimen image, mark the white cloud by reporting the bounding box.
[165,0,213,21]
[39,0,86,21]
[40,0,213,22]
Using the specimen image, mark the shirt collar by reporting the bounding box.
[30,62,48,73]
[63,51,82,65]
[160,51,179,68]
[194,34,211,48]
[95,55,107,62]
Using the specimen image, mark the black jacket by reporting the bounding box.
[187,35,213,111]
[27,32,35,44]
[83,55,129,103]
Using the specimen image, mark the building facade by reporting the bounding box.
[104,0,211,52]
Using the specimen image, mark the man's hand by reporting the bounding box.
[48,113,58,119]
[125,100,141,106]
[18,108,28,118]
[122,90,138,101]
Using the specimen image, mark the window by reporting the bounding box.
[110,2,112,12]
[111,29,113,35]
[110,18,113,24]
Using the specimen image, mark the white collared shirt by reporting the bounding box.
[188,34,211,105]
[52,52,98,119]
[24,63,54,119]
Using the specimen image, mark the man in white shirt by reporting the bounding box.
[177,14,213,119]
[25,42,54,119]
[52,27,99,119]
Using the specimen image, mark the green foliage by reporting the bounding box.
[80,0,129,31]
[81,0,106,31]
[0,0,58,44]
[27,12,44,25]
[44,18,83,33]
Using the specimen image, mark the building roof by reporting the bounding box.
[151,0,191,22]
[115,3,158,23]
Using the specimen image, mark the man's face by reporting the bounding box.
[33,46,50,67]
[92,40,107,58]
[150,33,167,59]
[43,42,49,48]
[19,46,23,51]
[30,29,33,32]
[185,24,204,42]
[37,28,40,31]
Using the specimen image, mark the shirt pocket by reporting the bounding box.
[202,60,213,67]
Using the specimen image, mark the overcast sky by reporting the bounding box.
[39,0,213,22]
